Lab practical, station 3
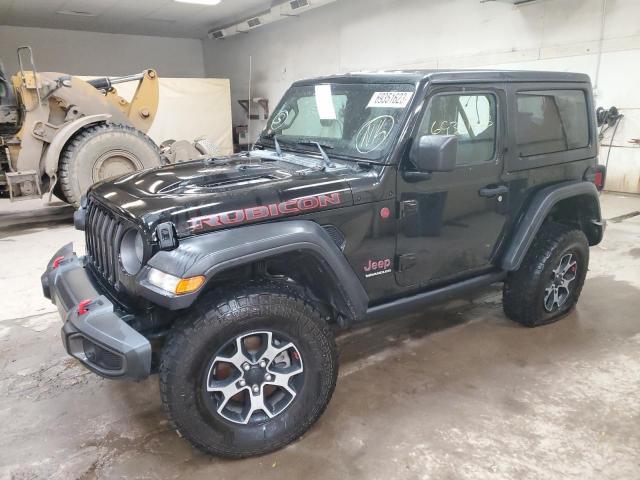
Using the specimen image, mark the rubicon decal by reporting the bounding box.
[187,192,342,232]
[364,258,392,278]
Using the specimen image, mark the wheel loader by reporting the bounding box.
[0,46,163,206]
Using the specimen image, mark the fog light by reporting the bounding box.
[147,268,205,295]
[81,338,123,371]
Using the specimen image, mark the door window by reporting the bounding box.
[416,93,497,165]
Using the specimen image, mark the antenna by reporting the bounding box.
[248,55,252,152]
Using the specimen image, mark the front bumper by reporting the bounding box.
[41,243,152,380]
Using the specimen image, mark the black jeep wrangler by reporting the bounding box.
[42,70,606,458]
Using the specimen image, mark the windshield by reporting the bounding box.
[259,82,415,161]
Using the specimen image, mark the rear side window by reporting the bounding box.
[516,90,589,157]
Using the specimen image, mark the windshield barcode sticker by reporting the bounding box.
[367,91,413,109]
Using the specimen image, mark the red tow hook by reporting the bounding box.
[77,299,93,315]
[52,256,66,269]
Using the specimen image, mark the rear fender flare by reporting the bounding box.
[141,220,369,322]
[501,181,603,271]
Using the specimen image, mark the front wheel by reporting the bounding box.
[58,123,161,206]
[159,282,338,458]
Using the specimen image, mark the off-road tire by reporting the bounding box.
[52,181,68,203]
[58,123,161,206]
[503,222,589,327]
[159,282,338,458]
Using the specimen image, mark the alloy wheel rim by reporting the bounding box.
[543,252,578,312]
[204,330,304,425]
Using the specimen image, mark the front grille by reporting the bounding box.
[85,199,125,286]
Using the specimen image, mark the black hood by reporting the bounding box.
[90,151,355,238]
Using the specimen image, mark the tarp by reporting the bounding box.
[85,77,234,156]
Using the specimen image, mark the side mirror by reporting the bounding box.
[409,135,457,173]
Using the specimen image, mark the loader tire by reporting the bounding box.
[52,182,68,203]
[58,123,161,206]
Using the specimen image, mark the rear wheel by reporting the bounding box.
[159,282,338,458]
[58,123,161,206]
[503,222,589,327]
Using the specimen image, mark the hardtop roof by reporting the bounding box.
[292,69,591,86]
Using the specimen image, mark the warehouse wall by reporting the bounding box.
[0,25,205,77]
[203,0,640,193]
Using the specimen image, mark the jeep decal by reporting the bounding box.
[187,192,342,232]
[364,258,392,278]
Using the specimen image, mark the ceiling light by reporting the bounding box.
[56,10,97,16]
[174,0,222,5]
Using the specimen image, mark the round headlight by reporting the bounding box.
[121,229,144,275]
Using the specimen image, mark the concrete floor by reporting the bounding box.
[1,193,639,479]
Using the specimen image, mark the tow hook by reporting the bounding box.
[77,299,93,315]
[52,256,66,269]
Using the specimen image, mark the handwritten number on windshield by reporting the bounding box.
[356,115,395,154]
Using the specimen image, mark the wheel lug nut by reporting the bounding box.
[259,360,267,368]
[242,363,250,371]
[239,379,246,387]
[252,384,260,393]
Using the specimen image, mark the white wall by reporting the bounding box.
[204,0,640,193]
[0,25,205,77]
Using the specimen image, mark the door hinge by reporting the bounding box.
[396,253,417,272]
[400,199,418,218]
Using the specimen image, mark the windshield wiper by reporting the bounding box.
[295,141,335,169]
[273,134,283,157]
[258,135,383,169]
[265,136,334,169]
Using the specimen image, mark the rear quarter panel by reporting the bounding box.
[495,80,598,264]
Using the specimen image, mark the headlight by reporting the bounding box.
[121,229,144,275]
[147,268,205,295]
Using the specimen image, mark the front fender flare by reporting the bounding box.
[501,181,603,271]
[42,113,112,178]
[140,220,370,321]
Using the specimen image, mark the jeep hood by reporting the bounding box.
[89,152,355,238]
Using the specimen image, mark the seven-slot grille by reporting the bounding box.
[85,199,125,286]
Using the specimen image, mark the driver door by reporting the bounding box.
[395,86,509,288]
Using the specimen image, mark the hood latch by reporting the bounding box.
[156,222,178,251]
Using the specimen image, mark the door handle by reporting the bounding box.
[479,185,508,198]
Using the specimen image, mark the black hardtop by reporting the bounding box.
[293,69,591,86]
